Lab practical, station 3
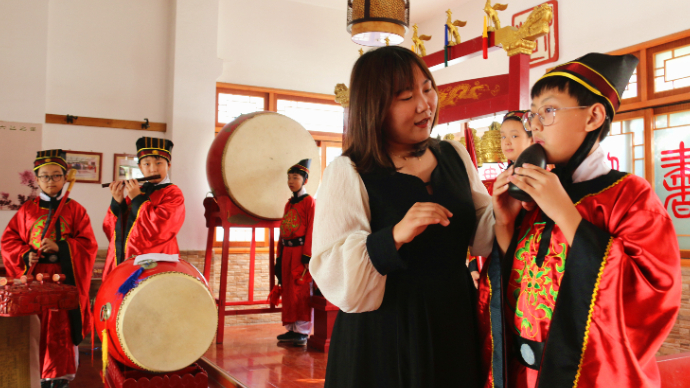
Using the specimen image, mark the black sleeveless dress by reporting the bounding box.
[324,140,482,388]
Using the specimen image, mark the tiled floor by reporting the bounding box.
[203,324,328,388]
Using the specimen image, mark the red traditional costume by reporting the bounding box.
[477,54,681,388]
[102,137,185,280]
[1,149,97,380]
[277,159,315,333]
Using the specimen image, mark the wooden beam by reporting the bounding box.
[45,114,166,132]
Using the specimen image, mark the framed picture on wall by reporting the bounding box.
[65,151,102,184]
[113,154,143,181]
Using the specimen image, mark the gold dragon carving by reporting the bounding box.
[438,81,501,109]
[494,3,553,56]
[445,9,467,46]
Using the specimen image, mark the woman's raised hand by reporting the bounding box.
[392,202,452,249]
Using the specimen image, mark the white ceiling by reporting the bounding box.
[285,0,473,25]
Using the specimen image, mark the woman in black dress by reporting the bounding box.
[311,46,494,388]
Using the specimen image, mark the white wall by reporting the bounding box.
[410,0,690,95]
[0,0,50,240]
[217,0,361,94]
[42,0,173,248]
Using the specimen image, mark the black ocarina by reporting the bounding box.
[508,143,547,202]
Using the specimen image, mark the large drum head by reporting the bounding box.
[219,112,320,220]
[117,272,217,372]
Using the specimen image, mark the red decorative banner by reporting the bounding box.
[661,141,690,219]
[437,74,510,124]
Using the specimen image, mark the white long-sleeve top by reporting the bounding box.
[310,140,494,313]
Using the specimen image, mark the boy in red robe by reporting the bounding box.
[102,137,185,279]
[1,149,97,388]
[478,53,681,388]
[275,159,315,346]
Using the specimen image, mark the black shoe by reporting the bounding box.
[293,334,308,346]
[277,331,296,341]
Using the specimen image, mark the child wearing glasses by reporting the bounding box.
[102,137,185,280]
[1,149,97,388]
[477,53,681,388]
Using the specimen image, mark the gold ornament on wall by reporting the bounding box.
[483,0,508,32]
[445,9,467,46]
[334,83,350,108]
[411,24,432,56]
[476,121,506,164]
[494,3,553,56]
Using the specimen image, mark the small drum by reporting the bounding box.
[207,112,321,220]
[94,259,217,372]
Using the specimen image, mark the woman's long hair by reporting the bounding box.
[343,46,439,174]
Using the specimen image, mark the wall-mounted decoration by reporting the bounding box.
[113,153,143,182]
[512,0,559,68]
[0,121,42,210]
[65,151,102,184]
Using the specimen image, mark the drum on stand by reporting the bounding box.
[207,111,321,220]
[94,259,217,372]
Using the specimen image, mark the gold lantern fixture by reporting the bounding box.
[347,0,410,46]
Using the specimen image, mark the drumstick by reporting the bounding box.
[28,169,77,276]
[101,175,161,188]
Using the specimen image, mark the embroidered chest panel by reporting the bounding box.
[507,212,569,340]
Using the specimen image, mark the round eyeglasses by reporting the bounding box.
[37,174,64,182]
[522,105,591,131]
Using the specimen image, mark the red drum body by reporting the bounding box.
[207,111,321,220]
[94,259,217,372]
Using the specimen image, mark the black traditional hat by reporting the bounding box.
[34,149,68,172]
[136,137,174,162]
[288,159,311,178]
[503,110,529,123]
[536,52,639,116]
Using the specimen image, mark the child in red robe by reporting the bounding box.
[478,53,681,388]
[102,137,185,280]
[1,149,97,388]
[275,159,315,346]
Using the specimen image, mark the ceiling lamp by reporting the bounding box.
[347,0,409,47]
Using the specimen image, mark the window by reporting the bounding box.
[653,106,690,253]
[601,117,646,179]
[653,44,690,93]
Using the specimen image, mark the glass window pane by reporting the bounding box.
[624,118,644,145]
[218,93,264,124]
[655,50,673,68]
[670,111,690,127]
[634,159,645,179]
[656,114,668,129]
[674,77,690,89]
[653,126,690,249]
[215,227,265,242]
[655,77,674,92]
[610,121,621,135]
[655,68,665,77]
[665,55,690,82]
[600,132,632,173]
[674,45,690,57]
[634,145,644,159]
[277,100,344,133]
[326,146,342,168]
[622,82,637,99]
